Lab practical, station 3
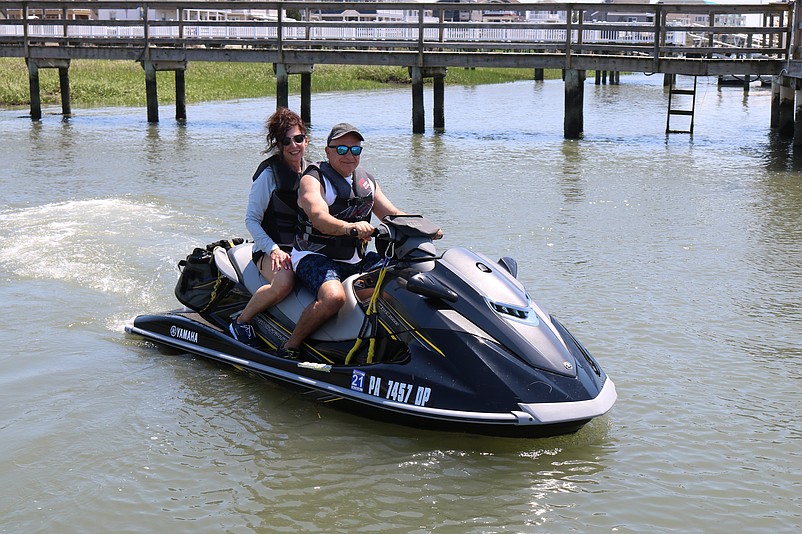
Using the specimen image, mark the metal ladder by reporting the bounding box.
[666,75,697,134]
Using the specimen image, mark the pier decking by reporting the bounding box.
[2,1,801,141]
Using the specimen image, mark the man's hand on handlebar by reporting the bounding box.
[346,220,444,241]
[347,221,375,241]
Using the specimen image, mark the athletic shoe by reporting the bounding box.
[229,321,257,346]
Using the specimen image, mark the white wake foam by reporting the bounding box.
[0,197,232,301]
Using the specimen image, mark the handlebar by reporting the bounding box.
[349,227,384,238]
[346,216,440,262]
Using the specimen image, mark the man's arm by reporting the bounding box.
[297,173,350,236]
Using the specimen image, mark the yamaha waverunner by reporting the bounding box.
[126,215,616,437]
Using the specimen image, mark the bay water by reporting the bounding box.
[1,74,800,532]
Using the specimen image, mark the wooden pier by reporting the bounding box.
[2,0,801,142]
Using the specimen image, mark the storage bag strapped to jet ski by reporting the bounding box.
[174,238,244,312]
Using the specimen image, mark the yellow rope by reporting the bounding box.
[345,265,388,365]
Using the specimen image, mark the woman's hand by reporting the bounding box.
[270,249,292,271]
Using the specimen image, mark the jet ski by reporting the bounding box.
[126,215,616,437]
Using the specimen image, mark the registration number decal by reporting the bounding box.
[365,375,431,407]
[350,369,366,392]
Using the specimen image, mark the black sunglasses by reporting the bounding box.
[328,145,363,156]
[281,134,306,146]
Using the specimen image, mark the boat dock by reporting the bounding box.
[3,0,802,143]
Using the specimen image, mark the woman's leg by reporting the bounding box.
[238,258,295,324]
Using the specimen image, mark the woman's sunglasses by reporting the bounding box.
[281,134,306,146]
[328,145,363,156]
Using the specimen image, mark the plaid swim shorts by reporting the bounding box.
[295,252,383,296]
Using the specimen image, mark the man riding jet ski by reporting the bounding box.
[126,214,617,438]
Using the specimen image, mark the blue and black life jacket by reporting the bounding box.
[294,161,376,261]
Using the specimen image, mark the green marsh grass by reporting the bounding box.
[0,58,560,108]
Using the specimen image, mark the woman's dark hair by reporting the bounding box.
[264,107,307,154]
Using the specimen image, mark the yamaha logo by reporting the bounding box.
[170,325,198,344]
[563,361,573,370]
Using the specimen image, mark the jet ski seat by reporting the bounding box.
[219,242,366,342]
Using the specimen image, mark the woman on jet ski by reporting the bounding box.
[229,108,310,346]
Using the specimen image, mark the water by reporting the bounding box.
[1,74,800,532]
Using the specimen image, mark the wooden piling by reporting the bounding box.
[771,76,781,128]
[779,81,795,136]
[410,67,425,134]
[26,59,41,121]
[301,72,312,125]
[433,74,445,130]
[144,61,159,123]
[58,66,71,116]
[794,82,802,146]
[534,68,544,81]
[564,69,585,139]
[275,63,289,110]
[175,69,186,121]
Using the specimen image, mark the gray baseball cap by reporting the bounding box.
[326,123,364,145]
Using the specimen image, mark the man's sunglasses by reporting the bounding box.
[281,134,306,146]
[328,145,363,156]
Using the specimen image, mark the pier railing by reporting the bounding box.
[0,1,794,74]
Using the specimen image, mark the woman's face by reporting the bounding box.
[279,125,308,170]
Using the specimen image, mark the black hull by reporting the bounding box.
[319,397,592,438]
[125,310,616,439]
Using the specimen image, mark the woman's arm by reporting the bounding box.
[245,167,279,253]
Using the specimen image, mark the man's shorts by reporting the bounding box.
[295,252,383,296]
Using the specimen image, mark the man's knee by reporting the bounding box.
[317,280,346,310]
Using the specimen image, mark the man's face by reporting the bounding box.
[325,132,362,177]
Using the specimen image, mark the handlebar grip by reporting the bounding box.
[349,227,381,237]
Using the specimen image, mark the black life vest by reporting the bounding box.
[294,161,376,261]
[251,155,306,250]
